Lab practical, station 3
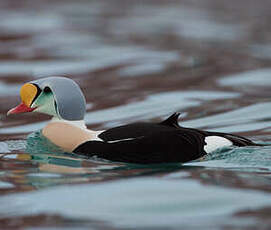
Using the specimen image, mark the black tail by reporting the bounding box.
[206,131,265,147]
[161,112,265,147]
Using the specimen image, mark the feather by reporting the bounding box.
[160,112,181,128]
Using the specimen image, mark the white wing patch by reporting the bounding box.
[204,136,233,153]
[94,130,142,143]
[107,138,137,143]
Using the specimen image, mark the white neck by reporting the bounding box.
[50,117,87,130]
[49,117,104,136]
[43,117,104,152]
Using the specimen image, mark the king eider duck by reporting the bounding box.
[7,76,260,164]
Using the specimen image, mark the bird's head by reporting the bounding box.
[7,77,86,121]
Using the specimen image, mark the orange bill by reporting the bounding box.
[7,83,38,115]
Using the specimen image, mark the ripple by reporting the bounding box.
[119,62,167,77]
[218,68,271,87]
[0,47,181,77]
[0,181,14,189]
[183,102,271,132]
[0,12,63,34]
[85,90,240,126]
[0,90,239,134]
[1,177,271,228]
[187,145,271,171]
[111,5,245,42]
[0,142,10,153]
[0,81,21,96]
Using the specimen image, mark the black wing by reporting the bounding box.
[74,113,261,164]
[74,128,207,164]
[98,113,182,142]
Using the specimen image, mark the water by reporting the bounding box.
[1,0,271,229]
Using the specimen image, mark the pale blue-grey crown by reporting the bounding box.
[31,76,86,121]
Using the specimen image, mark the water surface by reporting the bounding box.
[1,0,271,229]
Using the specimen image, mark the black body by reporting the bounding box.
[74,113,259,164]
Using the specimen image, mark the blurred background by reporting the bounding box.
[1,0,271,131]
[1,0,271,229]
[1,0,271,136]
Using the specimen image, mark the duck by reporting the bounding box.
[7,76,260,164]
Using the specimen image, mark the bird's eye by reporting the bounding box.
[44,87,51,93]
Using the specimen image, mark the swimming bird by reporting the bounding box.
[7,76,259,164]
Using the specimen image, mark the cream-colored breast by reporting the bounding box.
[42,121,103,152]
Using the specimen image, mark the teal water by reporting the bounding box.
[2,137,271,229]
[26,130,271,172]
[2,95,271,229]
[1,0,271,229]
[1,124,271,229]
